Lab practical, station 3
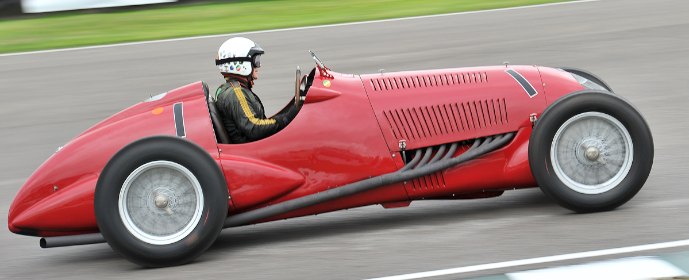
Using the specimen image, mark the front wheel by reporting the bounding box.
[528,91,653,213]
[95,136,228,267]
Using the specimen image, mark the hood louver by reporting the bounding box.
[369,72,488,92]
[382,98,508,141]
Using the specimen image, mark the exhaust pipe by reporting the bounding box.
[224,132,515,227]
[40,233,105,248]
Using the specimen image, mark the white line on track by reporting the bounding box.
[0,0,599,58]
[365,239,689,280]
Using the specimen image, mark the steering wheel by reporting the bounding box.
[294,66,302,107]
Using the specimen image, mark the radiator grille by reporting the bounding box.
[383,99,508,141]
[369,72,488,92]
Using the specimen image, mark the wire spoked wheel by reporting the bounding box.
[96,136,228,267]
[119,160,204,245]
[550,112,634,195]
[529,91,653,213]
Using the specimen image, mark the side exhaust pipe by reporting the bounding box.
[224,132,515,227]
[40,233,105,248]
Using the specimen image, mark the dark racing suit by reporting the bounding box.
[215,78,298,143]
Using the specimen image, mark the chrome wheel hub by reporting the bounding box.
[584,146,600,161]
[551,112,634,194]
[118,161,204,245]
[154,194,169,209]
[576,138,605,165]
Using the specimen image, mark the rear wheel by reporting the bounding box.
[528,91,653,212]
[95,136,228,267]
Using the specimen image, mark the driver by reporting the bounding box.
[214,37,299,143]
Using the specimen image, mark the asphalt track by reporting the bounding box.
[1,0,688,279]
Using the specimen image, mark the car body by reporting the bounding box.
[7,61,653,266]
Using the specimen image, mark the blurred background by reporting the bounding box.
[1,0,182,15]
[0,0,564,54]
[1,0,688,279]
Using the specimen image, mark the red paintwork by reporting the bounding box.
[8,65,584,237]
[220,154,305,209]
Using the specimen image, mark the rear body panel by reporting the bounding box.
[8,82,218,236]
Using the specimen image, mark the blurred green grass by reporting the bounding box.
[0,0,566,54]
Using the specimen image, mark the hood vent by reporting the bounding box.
[369,72,488,92]
[411,173,446,191]
[382,98,508,141]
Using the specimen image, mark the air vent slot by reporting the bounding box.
[383,98,508,141]
[369,72,488,92]
[411,173,446,191]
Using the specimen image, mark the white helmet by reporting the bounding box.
[215,37,264,76]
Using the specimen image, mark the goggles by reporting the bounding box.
[215,54,261,68]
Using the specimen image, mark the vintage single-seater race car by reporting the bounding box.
[8,53,653,267]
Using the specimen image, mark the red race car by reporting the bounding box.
[8,53,653,267]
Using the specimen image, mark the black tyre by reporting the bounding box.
[95,136,228,267]
[560,67,613,92]
[528,90,653,213]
